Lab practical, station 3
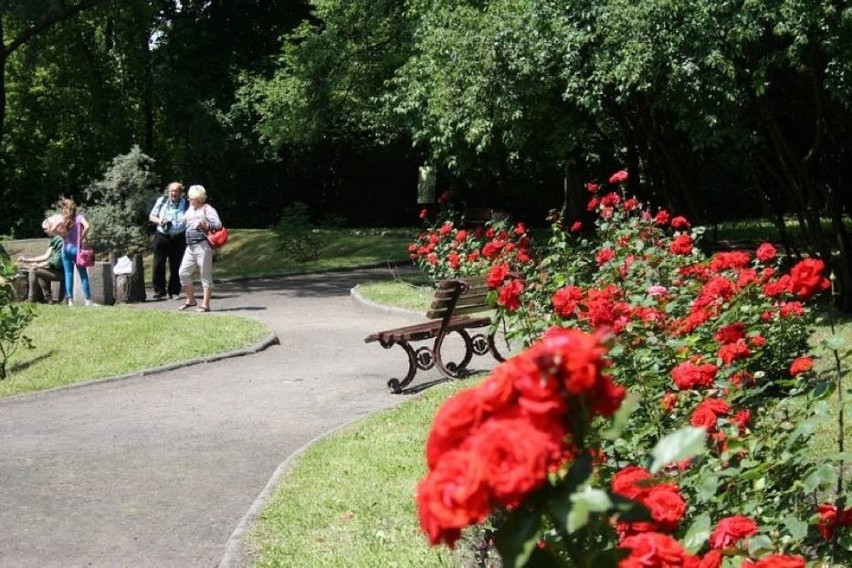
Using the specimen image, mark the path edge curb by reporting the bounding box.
[349,284,422,316]
[217,416,366,568]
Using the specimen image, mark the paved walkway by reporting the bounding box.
[0,266,494,567]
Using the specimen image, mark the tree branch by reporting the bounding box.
[1,0,113,59]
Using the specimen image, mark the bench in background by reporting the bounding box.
[365,276,507,393]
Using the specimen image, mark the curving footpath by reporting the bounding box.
[0,266,491,567]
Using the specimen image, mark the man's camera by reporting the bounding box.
[162,221,172,231]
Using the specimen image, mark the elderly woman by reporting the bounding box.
[178,184,222,312]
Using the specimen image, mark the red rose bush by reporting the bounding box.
[413,173,850,566]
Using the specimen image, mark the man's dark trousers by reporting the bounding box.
[152,231,186,297]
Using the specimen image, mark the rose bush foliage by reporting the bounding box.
[413,173,851,566]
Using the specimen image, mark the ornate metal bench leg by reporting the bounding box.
[383,339,418,393]
[488,332,508,362]
[434,330,474,379]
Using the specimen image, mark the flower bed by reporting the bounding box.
[413,173,851,566]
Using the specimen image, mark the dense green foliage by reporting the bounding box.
[2,1,852,303]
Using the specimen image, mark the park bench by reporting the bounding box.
[365,276,507,393]
[462,207,509,227]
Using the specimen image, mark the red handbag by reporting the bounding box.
[206,226,229,249]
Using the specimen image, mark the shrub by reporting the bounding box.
[416,171,851,566]
[0,262,35,380]
[274,201,321,262]
[83,145,160,255]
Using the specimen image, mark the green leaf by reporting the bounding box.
[495,509,542,568]
[650,427,707,473]
[748,534,773,556]
[696,474,720,501]
[824,335,846,351]
[568,486,612,533]
[602,392,640,440]
[783,514,808,540]
[803,464,838,493]
[682,513,711,553]
[811,380,835,400]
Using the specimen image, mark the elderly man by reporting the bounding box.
[148,181,188,300]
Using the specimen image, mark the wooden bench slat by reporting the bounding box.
[431,292,489,310]
[427,305,492,319]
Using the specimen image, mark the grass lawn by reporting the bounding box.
[1,304,268,398]
[246,377,477,568]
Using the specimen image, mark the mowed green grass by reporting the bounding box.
[246,377,479,568]
[1,304,268,398]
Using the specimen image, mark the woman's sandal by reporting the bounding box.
[178,302,198,311]
[196,306,210,313]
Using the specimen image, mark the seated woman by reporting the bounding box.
[17,215,65,303]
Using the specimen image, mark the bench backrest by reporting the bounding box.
[462,207,493,227]
[425,277,491,322]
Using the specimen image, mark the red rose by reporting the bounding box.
[425,387,485,469]
[718,340,751,366]
[816,503,852,539]
[612,466,653,500]
[552,285,584,318]
[788,258,830,299]
[586,181,600,193]
[419,208,428,220]
[671,216,691,229]
[438,222,453,236]
[654,210,671,226]
[417,449,491,546]
[671,361,718,390]
[643,485,687,531]
[497,279,524,312]
[789,356,813,376]
[471,416,559,508]
[742,555,806,568]
[670,234,693,255]
[596,248,616,265]
[486,263,510,289]
[618,532,698,568]
[661,392,678,412]
[755,242,777,262]
[570,221,583,233]
[709,515,758,549]
[699,550,723,568]
[609,169,629,184]
[714,323,747,344]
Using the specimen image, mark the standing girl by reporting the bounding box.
[57,197,96,307]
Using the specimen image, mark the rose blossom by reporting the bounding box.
[709,515,758,549]
[552,285,584,318]
[789,356,813,376]
[742,555,806,568]
[497,279,524,312]
[669,234,692,255]
[671,361,718,390]
[670,215,691,229]
[486,263,510,289]
[755,242,777,262]
[816,503,852,539]
[609,170,629,184]
[648,285,668,298]
[618,532,698,567]
[788,258,830,299]
[470,415,560,508]
[570,221,583,233]
[417,449,491,546]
